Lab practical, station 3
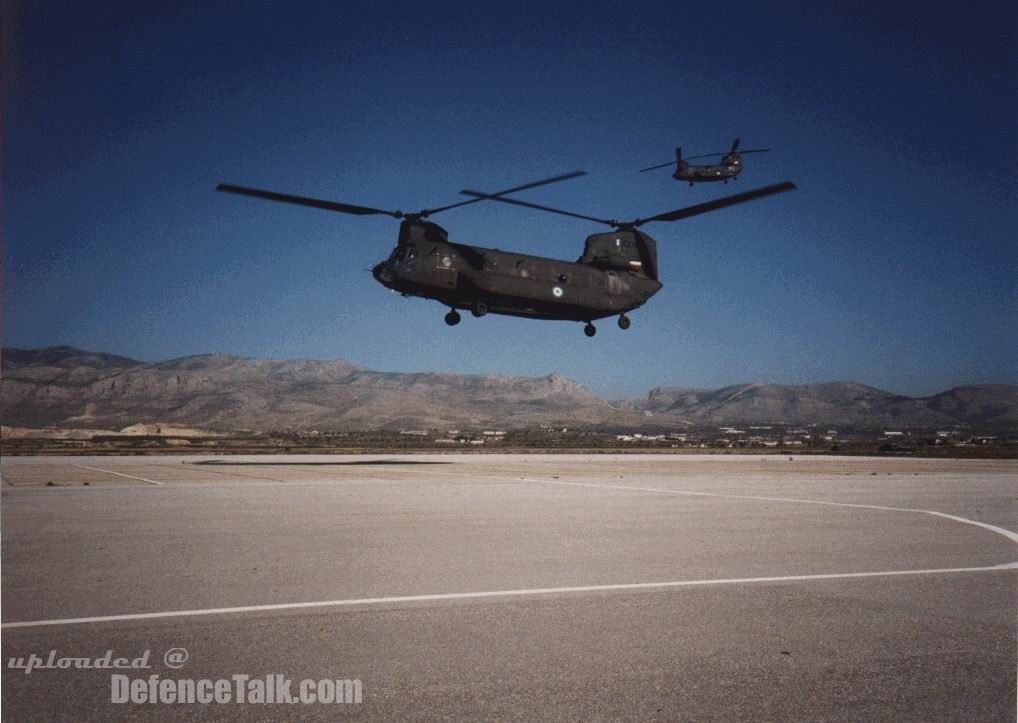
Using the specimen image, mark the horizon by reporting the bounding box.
[4,343,1013,401]
[4,2,1016,399]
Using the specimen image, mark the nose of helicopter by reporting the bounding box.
[372,261,394,287]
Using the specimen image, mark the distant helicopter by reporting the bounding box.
[640,138,770,185]
[217,174,795,337]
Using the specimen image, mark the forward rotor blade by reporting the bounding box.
[460,190,616,226]
[216,184,401,217]
[634,182,797,226]
[638,160,678,173]
[423,171,586,216]
[684,148,770,161]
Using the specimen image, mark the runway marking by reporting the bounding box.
[522,478,1018,545]
[38,465,1016,548]
[285,464,1018,545]
[185,465,289,484]
[70,464,163,486]
[358,466,1018,545]
[3,562,1015,630]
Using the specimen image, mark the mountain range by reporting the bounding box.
[2,346,1015,432]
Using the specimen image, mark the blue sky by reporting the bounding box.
[4,0,1016,398]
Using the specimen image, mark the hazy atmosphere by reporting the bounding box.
[4,0,1016,398]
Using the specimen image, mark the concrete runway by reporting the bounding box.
[2,454,1016,720]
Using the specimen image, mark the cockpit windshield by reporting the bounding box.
[389,244,418,267]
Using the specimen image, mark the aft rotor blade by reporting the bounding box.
[460,190,616,226]
[634,182,797,226]
[737,148,770,154]
[216,184,402,217]
[423,171,587,216]
[638,160,678,172]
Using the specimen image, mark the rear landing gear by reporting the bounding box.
[584,322,597,337]
[471,301,488,318]
[444,310,461,326]
[618,314,631,330]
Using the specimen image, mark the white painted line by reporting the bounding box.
[263,465,1018,546]
[71,464,163,486]
[3,563,1015,630]
[524,478,1018,545]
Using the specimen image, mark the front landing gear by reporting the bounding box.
[584,322,597,337]
[444,310,461,326]
[618,314,631,330]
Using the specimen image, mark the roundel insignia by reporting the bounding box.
[552,286,564,298]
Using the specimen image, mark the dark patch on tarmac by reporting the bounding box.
[192,459,452,466]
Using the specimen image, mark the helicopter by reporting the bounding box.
[639,138,770,185]
[216,174,795,337]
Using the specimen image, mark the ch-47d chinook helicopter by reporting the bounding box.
[639,138,770,185]
[217,174,795,337]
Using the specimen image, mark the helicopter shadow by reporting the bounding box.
[192,459,452,466]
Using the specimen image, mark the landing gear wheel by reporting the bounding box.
[444,310,461,326]
[584,322,597,337]
[618,314,631,330]
[471,301,488,318]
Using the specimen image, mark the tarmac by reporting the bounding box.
[2,454,1015,720]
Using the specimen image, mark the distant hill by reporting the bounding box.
[2,345,139,370]
[0,346,619,431]
[618,382,1018,426]
[2,346,1015,431]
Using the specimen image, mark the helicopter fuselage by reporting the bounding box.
[216,174,794,335]
[675,155,743,183]
[371,220,662,322]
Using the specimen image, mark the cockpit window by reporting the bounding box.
[390,245,418,268]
